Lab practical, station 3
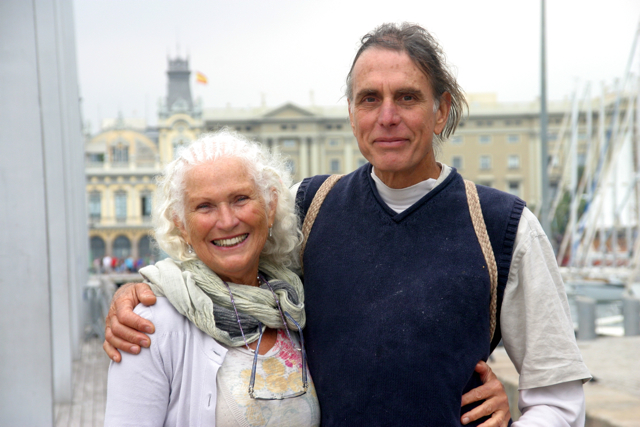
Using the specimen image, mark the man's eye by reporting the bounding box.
[363,96,376,103]
[401,95,415,101]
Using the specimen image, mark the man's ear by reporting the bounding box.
[347,100,356,134]
[434,92,452,135]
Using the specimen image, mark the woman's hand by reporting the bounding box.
[461,361,511,426]
[103,282,157,362]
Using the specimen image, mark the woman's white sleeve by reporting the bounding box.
[104,305,170,427]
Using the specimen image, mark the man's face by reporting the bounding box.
[348,48,450,188]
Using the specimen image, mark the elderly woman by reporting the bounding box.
[105,131,319,426]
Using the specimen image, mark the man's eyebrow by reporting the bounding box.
[395,87,424,96]
[354,88,379,100]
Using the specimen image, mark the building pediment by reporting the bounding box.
[263,102,314,119]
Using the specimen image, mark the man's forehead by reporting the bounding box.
[352,48,431,90]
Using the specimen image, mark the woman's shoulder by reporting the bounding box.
[133,297,190,334]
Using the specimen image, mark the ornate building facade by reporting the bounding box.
[87,58,615,261]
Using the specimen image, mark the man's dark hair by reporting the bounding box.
[346,22,467,145]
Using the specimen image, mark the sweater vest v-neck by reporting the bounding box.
[296,165,525,426]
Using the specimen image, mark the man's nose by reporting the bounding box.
[377,99,400,126]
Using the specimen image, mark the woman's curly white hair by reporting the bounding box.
[153,129,301,268]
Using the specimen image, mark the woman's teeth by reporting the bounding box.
[213,234,248,247]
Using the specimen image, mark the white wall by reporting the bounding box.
[0,0,87,424]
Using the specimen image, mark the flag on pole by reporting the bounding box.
[196,71,208,84]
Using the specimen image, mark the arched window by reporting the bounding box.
[138,235,162,264]
[90,236,106,260]
[138,235,152,259]
[113,235,131,258]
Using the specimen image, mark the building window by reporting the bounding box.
[281,124,287,130]
[508,155,520,169]
[246,126,252,131]
[328,138,341,146]
[291,124,297,130]
[87,153,105,164]
[115,192,127,222]
[282,139,296,148]
[138,235,158,260]
[479,135,492,144]
[508,181,521,197]
[450,135,463,145]
[507,134,520,144]
[89,193,101,220]
[111,143,129,164]
[336,124,343,130]
[113,235,131,259]
[452,156,463,170]
[90,236,106,261]
[480,156,491,170]
[357,158,368,168]
[285,159,296,174]
[326,124,332,130]
[330,159,341,173]
[141,194,152,221]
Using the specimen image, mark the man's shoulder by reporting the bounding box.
[295,167,367,217]
[475,184,526,216]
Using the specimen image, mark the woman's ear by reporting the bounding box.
[267,190,278,226]
[173,215,189,244]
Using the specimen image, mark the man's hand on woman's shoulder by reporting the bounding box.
[103,282,157,362]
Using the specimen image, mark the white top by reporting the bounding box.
[371,164,590,426]
[105,297,228,427]
[105,298,320,427]
[215,329,320,426]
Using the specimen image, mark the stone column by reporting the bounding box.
[310,137,321,176]
[299,137,309,179]
[344,138,354,174]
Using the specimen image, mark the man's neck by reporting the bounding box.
[373,161,441,189]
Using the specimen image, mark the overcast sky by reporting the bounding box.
[73,0,640,132]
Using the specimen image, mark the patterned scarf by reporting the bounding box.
[138,258,305,347]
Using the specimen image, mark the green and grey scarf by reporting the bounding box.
[139,258,305,347]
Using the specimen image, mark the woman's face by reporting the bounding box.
[176,157,276,286]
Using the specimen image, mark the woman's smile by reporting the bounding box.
[212,233,249,247]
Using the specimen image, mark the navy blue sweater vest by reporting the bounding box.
[296,165,525,426]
